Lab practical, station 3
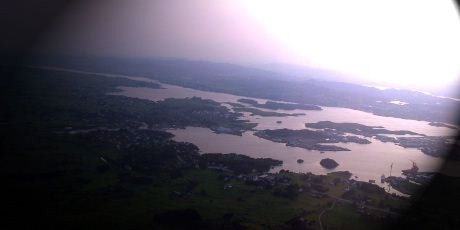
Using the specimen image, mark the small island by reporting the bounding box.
[305,121,423,137]
[297,159,304,164]
[226,102,305,117]
[428,122,458,130]
[374,135,454,158]
[254,128,371,151]
[320,158,339,169]
[233,107,305,117]
[238,98,322,111]
[305,121,454,158]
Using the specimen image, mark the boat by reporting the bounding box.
[402,161,419,175]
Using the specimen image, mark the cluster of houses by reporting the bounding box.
[216,170,294,190]
[377,135,451,158]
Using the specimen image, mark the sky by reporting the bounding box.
[38,0,460,96]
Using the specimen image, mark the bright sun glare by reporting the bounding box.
[238,0,460,91]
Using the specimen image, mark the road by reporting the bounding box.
[310,191,399,215]
[318,201,336,230]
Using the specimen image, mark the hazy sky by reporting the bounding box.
[39,0,460,94]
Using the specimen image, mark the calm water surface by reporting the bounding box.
[111,84,455,136]
[110,82,456,183]
[168,127,442,182]
[43,67,456,193]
